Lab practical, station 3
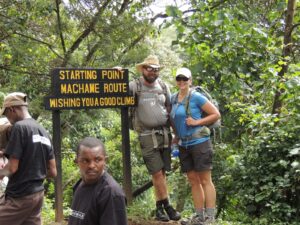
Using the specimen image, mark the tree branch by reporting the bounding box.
[84,42,101,65]
[121,28,149,54]
[83,0,132,65]
[14,32,63,58]
[289,22,300,36]
[122,0,230,54]
[61,0,112,66]
[0,65,47,76]
[118,0,131,15]
[55,0,66,54]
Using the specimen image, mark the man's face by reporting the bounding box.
[3,107,18,124]
[77,145,106,184]
[142,66,160,84]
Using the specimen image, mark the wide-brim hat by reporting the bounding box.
[176,67,192,79]
[136,55,164,73]
[0,92,28,115]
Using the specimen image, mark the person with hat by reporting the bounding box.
[0,118,12,195]
[0,92,57,225]
[170,68,220,225]
[129,55,181,222]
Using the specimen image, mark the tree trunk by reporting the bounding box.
[272,0,296,115]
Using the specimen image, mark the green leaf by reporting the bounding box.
[213,20,223,26]
[289,147,300,156]
[165,6,181,17]
[252,27,267,38]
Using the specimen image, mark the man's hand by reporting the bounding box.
[113,66,123,71]
[171,136,179,145]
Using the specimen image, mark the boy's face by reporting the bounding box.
[77,145,106,184]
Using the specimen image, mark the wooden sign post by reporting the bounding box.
[45,68,135,222]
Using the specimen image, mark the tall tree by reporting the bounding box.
[272,0,298,115]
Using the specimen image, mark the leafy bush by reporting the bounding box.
[228,112,300,224]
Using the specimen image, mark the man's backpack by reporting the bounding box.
[129,78,169,132]
[173,86,221,130]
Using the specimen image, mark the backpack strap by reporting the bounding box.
[157,78,167,93]
[133,78,166,96]
[185,89,194,117]
[157,78,170,107]
[132,78,142,96]
[171,92,179,105]
[185,87,211,117]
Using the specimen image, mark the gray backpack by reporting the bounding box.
[129,78,169,132]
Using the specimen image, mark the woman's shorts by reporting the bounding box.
[179,140,213,173]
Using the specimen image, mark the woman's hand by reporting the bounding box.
[185,116,200,126]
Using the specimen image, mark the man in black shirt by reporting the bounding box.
[0,92,57,225]
[68,137,128,225]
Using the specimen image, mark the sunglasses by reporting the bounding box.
[143,66,160,72]
[176,76,189,82]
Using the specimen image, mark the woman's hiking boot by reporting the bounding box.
[180,213,205,225]
[203,216,215,224]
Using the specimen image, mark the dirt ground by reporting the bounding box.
[50,218,180,225]
[128,218,180,225]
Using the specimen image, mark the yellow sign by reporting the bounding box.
[45,68,135,110]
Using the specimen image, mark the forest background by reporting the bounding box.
[0,0,299,224]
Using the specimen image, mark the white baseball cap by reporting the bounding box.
[176,67,192,79]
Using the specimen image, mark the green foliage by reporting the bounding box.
[213,70,300,223]
[235,118,299,223]
[127,189,156,220]
[2,0,300,224]
[42,196,56,224]
[166,0,300,223]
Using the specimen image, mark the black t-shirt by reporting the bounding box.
[68,171,128,225]
[5,118,54,197]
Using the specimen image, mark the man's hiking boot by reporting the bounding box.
[155,206,169,222]
[165,205,181,221]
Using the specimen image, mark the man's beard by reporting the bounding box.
[142,73,158,83]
